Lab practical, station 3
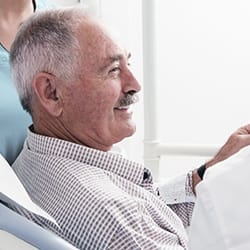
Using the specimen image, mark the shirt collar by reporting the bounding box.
[26,126,152,185]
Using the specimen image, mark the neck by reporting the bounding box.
[33,121,113,153]
[0,0,34,17]
[32,115,113,153]
[0,0,35,50]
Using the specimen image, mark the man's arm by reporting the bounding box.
[159,124,250,226]
[192,124,250,191]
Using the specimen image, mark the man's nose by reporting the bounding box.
[122,68,141,94]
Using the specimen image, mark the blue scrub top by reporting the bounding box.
[0,0,55,164]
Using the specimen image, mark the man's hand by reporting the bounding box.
[193,124,250,191]
[206,124,250,168]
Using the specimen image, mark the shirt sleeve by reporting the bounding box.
[158,171,195,204]
[108,209,186,250]
[158,171,196,227]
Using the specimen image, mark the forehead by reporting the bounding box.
[78,20,128,66]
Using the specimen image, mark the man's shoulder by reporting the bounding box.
[15,149,139,211]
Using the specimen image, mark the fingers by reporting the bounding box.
[244,124,250,133]
[238,124,250,134]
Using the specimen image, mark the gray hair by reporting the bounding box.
[10,7,88,114]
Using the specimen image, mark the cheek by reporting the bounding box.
[63,79,121,123]
[90,84,120,112]
[74,88,118,121]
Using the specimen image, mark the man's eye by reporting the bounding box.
[109,67,121,73]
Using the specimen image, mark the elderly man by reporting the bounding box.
[9,7,250,250]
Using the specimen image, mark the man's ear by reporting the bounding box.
[32,72,63,117]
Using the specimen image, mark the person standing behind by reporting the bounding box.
[0,0,55,165]
[189,144,250,250]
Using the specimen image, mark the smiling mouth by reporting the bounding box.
[114,105,134,116]
[114,105,130,110]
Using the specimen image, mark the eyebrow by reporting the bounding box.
[109,52,131,62]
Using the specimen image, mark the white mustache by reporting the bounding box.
[118,93,139,107]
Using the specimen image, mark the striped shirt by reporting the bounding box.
[12,127,195,249]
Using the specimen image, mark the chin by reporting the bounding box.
[113,127,135,144]
[111,120,136,142]
[124,123,136,138]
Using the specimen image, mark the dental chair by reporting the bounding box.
[0,154,77,250]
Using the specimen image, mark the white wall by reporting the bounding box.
[155,0,250,179]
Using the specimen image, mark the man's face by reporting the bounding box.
[60,21,141,151]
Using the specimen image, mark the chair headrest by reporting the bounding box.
[0,154,57,225]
